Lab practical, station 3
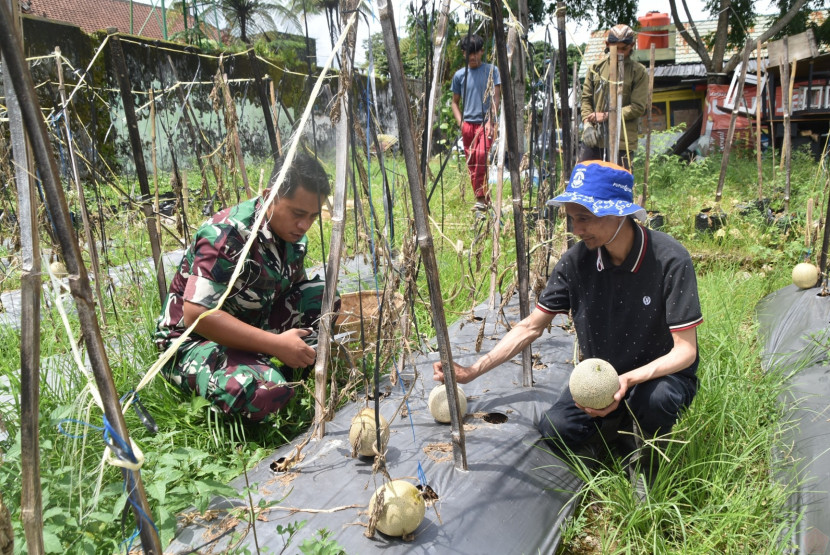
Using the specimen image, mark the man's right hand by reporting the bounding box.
[433,361,476,384]
[274,328,316,368]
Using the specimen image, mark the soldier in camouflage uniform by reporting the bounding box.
[154,153,335,422]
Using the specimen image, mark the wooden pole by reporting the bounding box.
[756,41,764,200]
[55,46,107,326]
[167,55,212,201]
[491,0,533,388]
[715,45,751,205]
[607,45,619,165]
[313,0,357,438]
[108,31,167,303]
[269,78,283,155]
[2,1,42,552]
[642,44,656,206]
[378,0,467,469]
[424,0,451,163]
[0,14,162,555]
[784,41,795,213]
[571,61,579,168]
[555,2,573,175]
[150,88,161,237]
[248,50,279,161]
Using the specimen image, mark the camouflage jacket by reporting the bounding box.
[154,196,314,349]
[581,55,648,154]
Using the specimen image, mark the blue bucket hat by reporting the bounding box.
[546,160,646,221]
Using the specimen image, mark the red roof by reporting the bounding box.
[24,0,215,41]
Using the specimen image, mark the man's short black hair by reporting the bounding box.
[272,152,331,198]
[460,34,484,54]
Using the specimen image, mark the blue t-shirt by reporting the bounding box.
[451,63,501,123]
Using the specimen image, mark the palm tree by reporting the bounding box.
[173,0,302,45]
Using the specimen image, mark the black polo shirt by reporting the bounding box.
[537,221,702,377]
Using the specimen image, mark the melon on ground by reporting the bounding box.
[428,384,467,423]
[792,262,819,289]
[369,479,426,537]
[349,408,389,457]
[569,358,619,410]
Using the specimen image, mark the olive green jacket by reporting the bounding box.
[581,55,648,153]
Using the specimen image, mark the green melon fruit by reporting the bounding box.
[428,384,467,423]
[369,479,426,536]
[792,262,819,289]
[569,358,619,409]
[349,408,389,457]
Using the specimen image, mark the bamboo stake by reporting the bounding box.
[607,45,619,165]
[756,41,764,200]
[248,50,279,160]
[167,55,212,201]
[715,45,751,205]
[217,67,253,199]
[424,0,451,163]
[642,45,656,206]
[269,78,283,155]
[784,45,795,213]
[378,0,467,469]
[313,0,357,438]
[488,88,507,310]
[615,51,624,163]
[819,181,830,278]
[556,2,573,175]
[0,14,162,554]
[108,31,167,303]
[491,0,533,388]
[55,46,107,326]
[150,88,161,237]
[571,60,579,168]
[2,2,42,552]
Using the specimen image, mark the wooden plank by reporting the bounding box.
[767,29,817,67]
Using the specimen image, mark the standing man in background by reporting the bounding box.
[451,33,501,212]
[579,24,647,170]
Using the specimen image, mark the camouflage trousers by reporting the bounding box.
[161,279,332,422]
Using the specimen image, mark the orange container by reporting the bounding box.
[637,11,670,50]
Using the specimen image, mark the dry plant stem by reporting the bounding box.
[379,0,467,470]
[716,45,751,205]
[756,41,764,199]
[2,3,42,551]
[490,0,533,388]
[0,14,162,554]
[785,50,796,212]
[424,0,452,163]
[247,50,279,161]
[108,31,167,304]
[218,68,252,199]
[55,46,108,326]
[268,79,283,155]
[313,0,358,438]
[150,88,160,237]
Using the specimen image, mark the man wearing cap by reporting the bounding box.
[433,160,702,493]
[451,33,501,212]
[579,24,648,170]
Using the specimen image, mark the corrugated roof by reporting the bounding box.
[577,13,826,80]
[24,0,204,41]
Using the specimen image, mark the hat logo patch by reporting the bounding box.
[612,181,633,194]
[642,296,651,306]
[571,168,586,188]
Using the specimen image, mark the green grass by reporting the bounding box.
[0,137,823,553]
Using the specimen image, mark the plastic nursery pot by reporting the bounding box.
[647,211,665,230]
[737,198,770,217]
[695,207,727,233]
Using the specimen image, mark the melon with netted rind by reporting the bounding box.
[569,358,619,409]
[369,479,426,536]
[792,262,819,289]
[428,384,467,423]
[349,408,389,457]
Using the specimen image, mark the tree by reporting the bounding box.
[669,0,822,82]
[174,0,301,45]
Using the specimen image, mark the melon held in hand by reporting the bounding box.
[569,358,619,410]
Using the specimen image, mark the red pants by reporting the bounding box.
[461,121,492,199]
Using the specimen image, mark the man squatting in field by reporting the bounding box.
[155,153,337,421]
[434,160,703,488]
[451,33,501,212]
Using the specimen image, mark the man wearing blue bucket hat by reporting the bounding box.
[434,160,702,497]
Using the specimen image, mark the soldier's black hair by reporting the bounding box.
[272,151,331,198]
